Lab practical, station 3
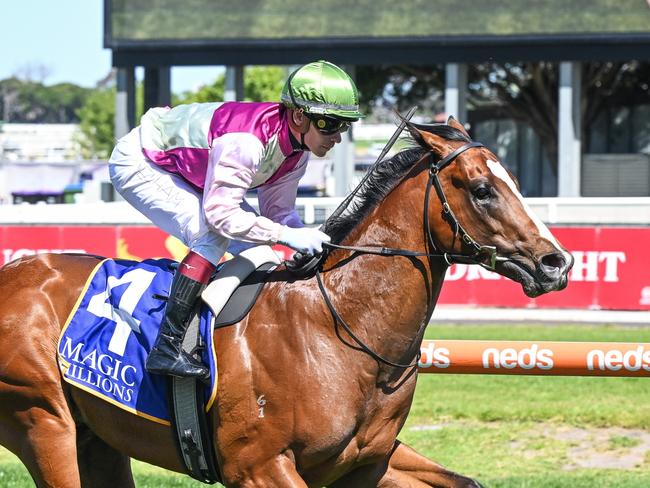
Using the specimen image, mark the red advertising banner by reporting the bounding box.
[438,227,650,311]
[0,225,648,311]
[0,225,295,265]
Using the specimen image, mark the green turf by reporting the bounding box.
[3,323,650,487]
[412,323,650,428]
[0,458,211,488]
[399,323,650,486]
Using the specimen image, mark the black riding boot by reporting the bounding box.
[145,272,209,379]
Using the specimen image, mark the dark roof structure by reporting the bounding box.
[106,0,650,67]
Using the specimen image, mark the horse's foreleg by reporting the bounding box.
[377,441,483,488]
[222,452,308,488]
[13,410,81,488]
[76,423,135,488]
[328,441,483,488]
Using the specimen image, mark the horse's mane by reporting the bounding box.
[321,123,471,244]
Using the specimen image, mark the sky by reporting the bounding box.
[0,0,222,93]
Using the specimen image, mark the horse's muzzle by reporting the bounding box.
[498,251,573,298]
[534,251,574,296]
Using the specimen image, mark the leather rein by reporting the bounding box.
[294,141,505,369]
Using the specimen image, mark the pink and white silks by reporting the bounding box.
[109,102,309,265]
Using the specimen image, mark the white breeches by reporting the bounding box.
[108,127,230,265]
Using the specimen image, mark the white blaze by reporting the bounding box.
[486,159,568,259]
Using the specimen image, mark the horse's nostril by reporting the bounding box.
[540,253,566,278]
[542,253,565,270]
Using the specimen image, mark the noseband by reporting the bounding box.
[288,141,503,369]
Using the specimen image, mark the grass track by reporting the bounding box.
[2,323,650,486]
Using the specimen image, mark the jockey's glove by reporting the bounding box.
[279,226,331,255]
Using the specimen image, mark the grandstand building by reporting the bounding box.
[105,0,650,198]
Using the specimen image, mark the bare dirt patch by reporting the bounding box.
[411,421,650,470]
[541,425,650,470]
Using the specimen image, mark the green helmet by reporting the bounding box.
[281,60,364,121]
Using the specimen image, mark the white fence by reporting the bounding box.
[1,197,649,226]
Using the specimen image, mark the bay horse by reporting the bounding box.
[0,118,572,487]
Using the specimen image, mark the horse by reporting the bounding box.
[0,117,572,487]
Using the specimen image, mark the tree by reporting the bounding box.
[45,83,92,122]
[0,77,90,123]
[243,66,285,102]
[580,62,650,153]
[175,66,286,105]
[76,88,115,159]
[357,62,650,174]
[75,81,145,160]
[0,77,23,122]
[469,62,560,167]
[356,65,445,121]
[174,77,224,105]
[469,61,650,172]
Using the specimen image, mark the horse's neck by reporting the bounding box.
[324,172,446,364]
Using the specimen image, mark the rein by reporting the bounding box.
[301,141,506,369]
[314,272,421,369]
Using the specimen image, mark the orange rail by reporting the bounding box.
[418,340,650,377]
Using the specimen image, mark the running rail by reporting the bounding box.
[418,340,650,377]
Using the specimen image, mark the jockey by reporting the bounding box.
[108,60,364,380]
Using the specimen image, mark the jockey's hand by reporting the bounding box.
[279,226,331,254]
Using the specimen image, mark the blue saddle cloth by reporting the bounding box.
[57,258,217,425]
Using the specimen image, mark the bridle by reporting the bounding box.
[425,141,499,269]
[289,139,506,369]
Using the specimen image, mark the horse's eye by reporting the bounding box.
[472,185,492,201]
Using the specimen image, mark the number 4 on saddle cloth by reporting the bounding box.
[57,245,281,425]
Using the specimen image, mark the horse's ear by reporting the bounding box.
[446,116,470,137]
[405,122,426,147]
[406,122,448,154]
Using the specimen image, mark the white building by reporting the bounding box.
[0,123,108,204]
[0,123,81,161]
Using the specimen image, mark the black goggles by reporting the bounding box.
[305,114,351,135]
